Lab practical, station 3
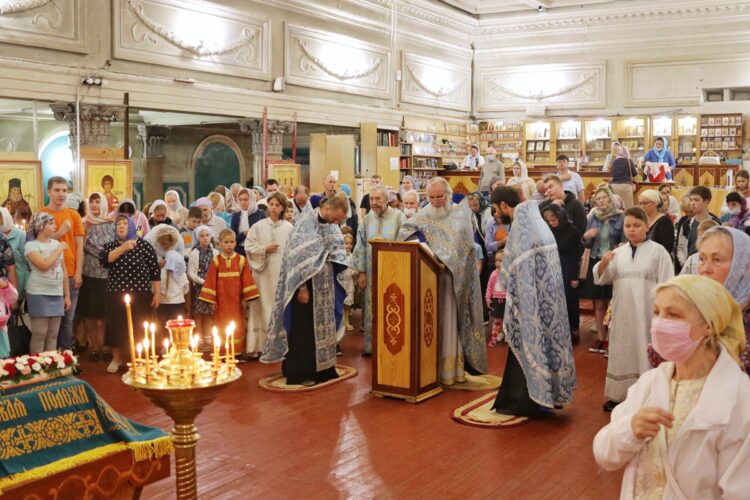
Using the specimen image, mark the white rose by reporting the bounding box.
[15,362,24,370]
[57,361,66,369]
[31,363,42,372]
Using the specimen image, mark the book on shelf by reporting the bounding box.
[377,130,398,147]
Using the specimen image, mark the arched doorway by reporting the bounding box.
[192,136,244,199]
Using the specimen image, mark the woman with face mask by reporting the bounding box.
[719,192,750,232]
[642,136,676,182]
[594,275,750,500]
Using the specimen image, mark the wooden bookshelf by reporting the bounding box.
[614,116,649,161]
[523,121,552,166]
[361,122,400,188]
[699,113,743,162]
[676,115,699,164]
[478,120,523,167]
[583,118,613,167]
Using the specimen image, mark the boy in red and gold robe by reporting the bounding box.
[199,229,259,355]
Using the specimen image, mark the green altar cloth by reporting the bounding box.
[0,376,170,488]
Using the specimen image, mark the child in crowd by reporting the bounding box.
[342,234,356,332]
[24,212,71,353]
[148,200,175,229]
[486,251,506,347]
[0,278,18,357]
[285,201,295,223]
[679,219,719,275]
[181,206,204,257]
[199,229,259,358]
[188,225,219,349]
[594,207,674,412]
[146,224,188,334]
[188,225,218,349]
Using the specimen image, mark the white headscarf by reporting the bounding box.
[238,188,258,234]
[144,224,186,279]
[149,199,168,217]
[164,190,184,218]
[85,192,110,226]
[208,192,226,213]
[0,207,13,234]
[513,159,530,180]
[228,183,243,212]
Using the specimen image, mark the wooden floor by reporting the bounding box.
[80,312,623,499]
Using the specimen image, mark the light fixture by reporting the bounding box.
[81,76,103,86]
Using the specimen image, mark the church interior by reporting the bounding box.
[1,0,749,498]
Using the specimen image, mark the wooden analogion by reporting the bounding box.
[370,241,442,403]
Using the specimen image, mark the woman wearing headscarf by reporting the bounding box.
[100,214,160,373]
[147,199,175,228]
[339,184,359,241]
[207,192,232,226]
[466,192,492,307]
[114,199,150,237]
[400,176,415,197]
[542,204,583,341]
[720,192,750,233]
[226,183,243,213]
[230,188,266,253]
[77,192,115,362]
[594,275,750,499]
[582,186,625,354]
[164,190,188,229]
[505,159,536,201]
[0,207,25,301]
[145,223,188,327]
[610,144,638,209]
[696,227,750,374]
[252,186,267,211]
[643,136,676,182]
[638,189,675,255]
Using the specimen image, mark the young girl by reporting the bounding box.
[188,226,218,349]
[199,229,259,358]
[146,224,189,331]
[0,278,18,357]
[594,207,674,411]
[24,212,71,353]
[244,192,293,357]
[342,234,356,332]
[485,251,506,347]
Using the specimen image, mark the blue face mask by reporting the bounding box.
[655,146,663,152]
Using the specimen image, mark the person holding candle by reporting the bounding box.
[145,224,189,333]
[100,214,161,373]
[198,228,259,359]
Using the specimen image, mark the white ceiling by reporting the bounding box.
[440,0,619,15]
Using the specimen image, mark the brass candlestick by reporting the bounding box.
[123,318,240,500]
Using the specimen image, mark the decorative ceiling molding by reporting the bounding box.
[296,37,381,81]
[489,72,596,101]
[0,0,51,15]
[397,0,477,36]
[127,0,256,57]
[476,62,606,112]
[401,52,470,111]
[113,0,270,80]
[284,23,391,99]
[476,1,750,36]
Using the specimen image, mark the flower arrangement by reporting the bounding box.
[0,350,78,386]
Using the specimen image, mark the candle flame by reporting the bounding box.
[124,294,131,305]
[212,326,219,335]
[136,343,142,354]
[149,323,156,333]
[163,338,169,350]
[178,315,183,321]
[143,321,149,329]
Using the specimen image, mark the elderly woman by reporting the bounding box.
[77,192,115,362]
[115,199,150,237]
[230,188,266,253]
[696,227,750,374]
[506,159,536,201]
[610,145,638,209]
[594,275,750,499]
[164,190,189,229]
[638,189,674,255]
[401,189,420,218]
[100,214,160,373]
[466,192,492,302]
[207,192,232,226]
[226,183,244,213]
[582,186,625,354]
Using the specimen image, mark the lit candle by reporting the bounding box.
[143,337,151,377]
[212,332,220,372]
[143,321,149,343]
[136,342,142,361]
[229,322,236,360]
[124,294,136,364]
[163,338,170,356]
[149,323,156,358]
[225,336,230,366]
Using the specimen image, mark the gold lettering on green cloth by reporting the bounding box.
[0,409,103,459]
[0,398,28,422]
[38,384,90,412]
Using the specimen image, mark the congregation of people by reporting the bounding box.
[1,142,750,496]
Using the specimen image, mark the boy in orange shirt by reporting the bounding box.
[41,176,84,350]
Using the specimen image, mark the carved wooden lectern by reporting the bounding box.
[370,241,443,403]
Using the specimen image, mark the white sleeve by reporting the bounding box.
[593,253,617,285]
[187,249,202,284]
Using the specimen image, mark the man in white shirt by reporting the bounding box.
[555,154,584,202]
[462,144,485,170]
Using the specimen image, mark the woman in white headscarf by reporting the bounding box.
[207,192,232,226]
[506,159,537,201]
[164,190,188,229]
[230,188,266,253]
[226,183,243,213]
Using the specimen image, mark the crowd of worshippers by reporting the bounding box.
[0,158,749,496]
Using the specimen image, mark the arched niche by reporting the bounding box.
[192,135,245,199]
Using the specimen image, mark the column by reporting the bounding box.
[50,102,126,190]
[238,119,294,184]
[138,125,171,203]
